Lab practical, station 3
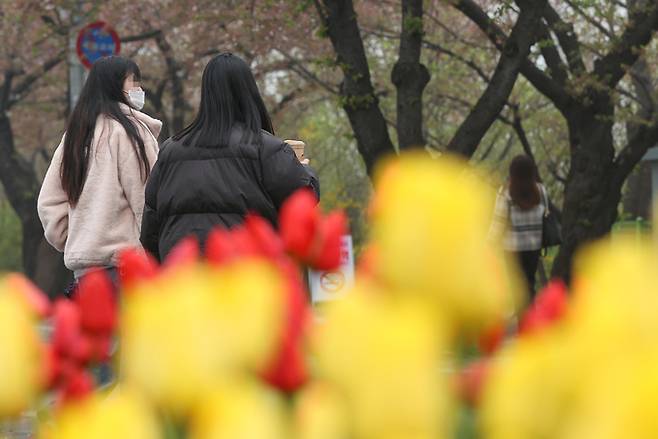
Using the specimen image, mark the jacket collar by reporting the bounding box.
[119,103,163,138]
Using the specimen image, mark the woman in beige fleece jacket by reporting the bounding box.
[38,56,162,281]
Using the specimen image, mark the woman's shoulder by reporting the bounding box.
[258,130,290,155]
[226,126,286,157]
[96,113,128,138]
[97,108,160,137]
[154,137,179,161]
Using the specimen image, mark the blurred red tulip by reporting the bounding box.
[535,280,568,320]
[262,261,309,392]
[457,359,490,406]
[118,248,159,288]
[164,236,200,268]
[244,214,284,259]
[519,309,541,335]
[43,343,60,388]
[230,225,263,257]
[263,338,308,392]
[519,280,568,336]
[75,270,117,335]
[308,212,347,271]
[61,369,94,403]
[69,334,94,364]
[88,333,113,363]
[355,245,379,279]
[280,189,319,259]
[206,228,238,265]
[478,322,506,355]
[52,299,82,356]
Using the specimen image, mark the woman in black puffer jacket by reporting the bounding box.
[140,53,319,261]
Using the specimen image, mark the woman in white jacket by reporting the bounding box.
[38,56,161,285]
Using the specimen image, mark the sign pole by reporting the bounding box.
[68,1,85,111]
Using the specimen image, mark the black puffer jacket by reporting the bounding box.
[140,127,319,261]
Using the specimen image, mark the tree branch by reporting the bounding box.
[392,0,430,149]
[542,3,587,74]
[7,51,66,109]
[273,49,340,94]
[0,71,14,111]
[447,0,547,158]
[424,7,492,51]
[270,85,308,116]
[563,0,616,39]
[453,0,572,112]
[362,27,492,83]
[314,0,396,175]
[593,1,658,90]
[422,39,491,82]
[475,128,506,162]
[495,130,516,163]
[613,118,658,185]
[511,104,535,163]
[535,23,569,85]
[434,92,514,126]
[153,30,186,132]
[121,29,162,43]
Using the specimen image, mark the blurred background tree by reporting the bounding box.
[0,0,656,294]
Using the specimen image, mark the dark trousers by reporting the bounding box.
[65,267,120,298]
[63,266,119,385]
[515,250,541,301]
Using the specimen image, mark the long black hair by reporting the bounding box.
[173,52,274,147]
[61,56,150,205]
[509,154,540,210]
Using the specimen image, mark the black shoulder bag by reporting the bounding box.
[540,186,562,248]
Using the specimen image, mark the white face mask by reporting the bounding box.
[128,88,145,110]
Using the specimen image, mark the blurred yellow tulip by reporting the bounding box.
[120,260,285,415]
[562,352,658,439]
[207,260,286,369]
[0,281,43,417]
[293,382,349,439]
[189,379,287,439]
[370,153,520,334]
[480,333,579,439]
[312,288,452,439]
[41,390,160,439]
[570,238,658,353]
[482,237,658,439]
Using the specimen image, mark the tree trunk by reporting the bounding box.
[551,104,619,281]
[0,113,70,297]
[315,0,396,175]
[26,216,72,298]
[391,0,430,150]
[455,0,658,282]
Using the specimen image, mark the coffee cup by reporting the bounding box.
[284,140,306,161]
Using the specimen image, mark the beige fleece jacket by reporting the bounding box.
[38,105,161,274]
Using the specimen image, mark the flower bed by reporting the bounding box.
[0,153,653,438]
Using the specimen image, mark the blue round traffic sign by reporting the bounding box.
[76,21,121,69]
